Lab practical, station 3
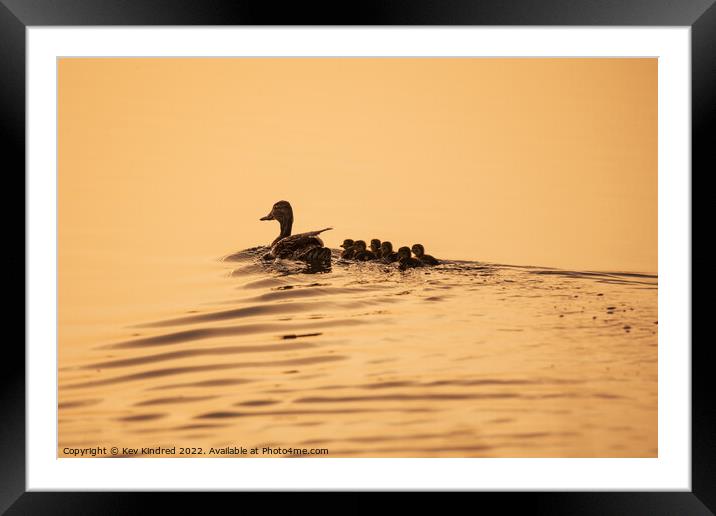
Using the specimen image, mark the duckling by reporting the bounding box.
[370,239,383,259]
[411,243,440,266]
[340,238,356,259]
[380,241,399,263]
[353,240,377,261]
[300,246,333,270]
[397,246,423,270]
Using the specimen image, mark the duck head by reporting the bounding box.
[411,244,425,258]
[370,239,381,253]
[340,239,355,249]
[397,246,412,259]
[381,241,394,254]
[261,200,294,244]
[353,240,367,252]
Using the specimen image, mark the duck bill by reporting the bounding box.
[260,210,275,221]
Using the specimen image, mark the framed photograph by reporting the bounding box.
[4,0,710,511]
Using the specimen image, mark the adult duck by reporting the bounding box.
[260,200,332,265]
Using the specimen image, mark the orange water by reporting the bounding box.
[58,248,657,458]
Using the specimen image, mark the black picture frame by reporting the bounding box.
[3,0,709,511]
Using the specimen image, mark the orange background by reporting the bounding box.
[59,58,657,273]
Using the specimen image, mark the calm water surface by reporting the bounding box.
[58,249,657,457]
